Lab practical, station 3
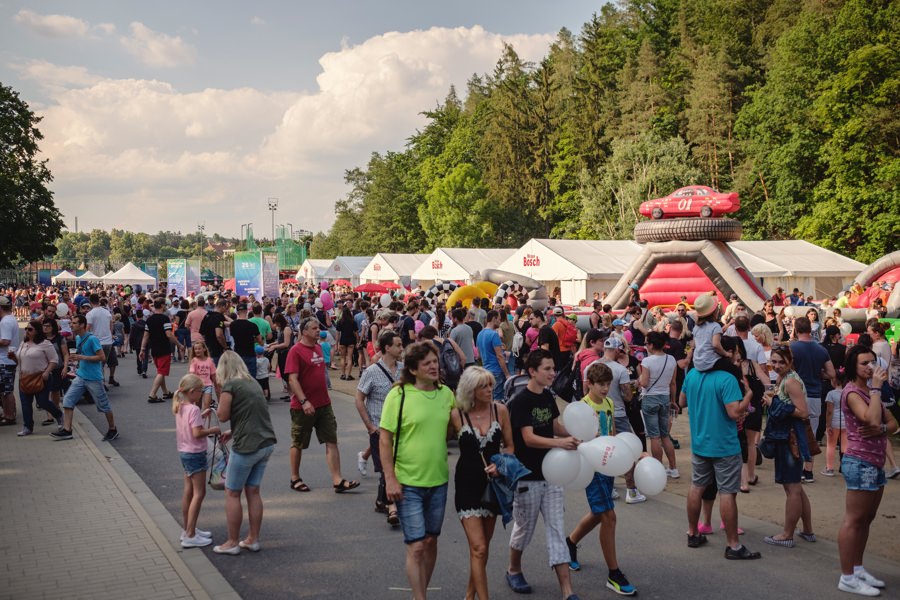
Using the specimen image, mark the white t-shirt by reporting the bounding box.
[824,388,843,429]
[0,314,19,366]
[741,335,767,366]
[640,353,676,396]
[86,306,114,345]
[587,358,630,417]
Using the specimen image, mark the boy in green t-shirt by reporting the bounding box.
[565,362,637,596]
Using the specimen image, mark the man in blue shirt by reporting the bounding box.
[475,310,511,400]
[680,364,758,559]
[51,314,118,441]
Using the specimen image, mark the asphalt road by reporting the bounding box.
[78,356,899,599]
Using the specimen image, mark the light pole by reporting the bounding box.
[197,222,205,257]
[267,197,279,243]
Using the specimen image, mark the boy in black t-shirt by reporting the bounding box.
[505,350,580,599]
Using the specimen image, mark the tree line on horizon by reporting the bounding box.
[308,0,898,264]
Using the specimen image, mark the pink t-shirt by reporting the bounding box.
[175,403,206,454]
[185,307,208,343]
[841,382,887,469]
[189,357,216,387]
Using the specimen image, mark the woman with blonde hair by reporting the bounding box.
[213,350,277,555]
[450,366,514,600]
[172,373,220,548]
[751,323,775,385]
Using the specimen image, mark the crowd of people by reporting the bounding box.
[1,278,898,598]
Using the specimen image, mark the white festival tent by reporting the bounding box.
[728,240,865,298]
[321,256,374,288]
[498,239,643,305]
[411,248,517,286]
[51,270,78,283]
[498,238,865,305]
[296,259,333,284]
[99,262,156,286]
[360,253,430,287]
[79,270,102,282]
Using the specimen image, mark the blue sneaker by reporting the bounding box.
[505,571,532,594]
[566,536,581,571]
[606,570,636,596]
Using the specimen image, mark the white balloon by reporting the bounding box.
[541,448,581,487]
[56,302,69,317]
[615,432,643,462]
[579,436,634,477]
[567,454,596,490]
[633,457,668,496]
[562,402,599,441]
[839,322,852,336]
[380,293,392,308]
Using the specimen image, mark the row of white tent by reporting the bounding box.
[298,239,866,304]
[52,262,157,286]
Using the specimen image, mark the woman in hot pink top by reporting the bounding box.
[172,373,220,549]
[836,345,898,596]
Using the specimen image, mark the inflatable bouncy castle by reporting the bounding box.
[606,191,767,311]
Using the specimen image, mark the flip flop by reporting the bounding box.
[334,479,360,493]
[290,478,311,492]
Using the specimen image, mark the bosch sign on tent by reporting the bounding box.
[411,248,516,286]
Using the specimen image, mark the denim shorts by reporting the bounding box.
[641,394,670,438]
[396,483,448,544]
[62,377,111,413]
[225,444,275,491]
[179,451,208,476]
[202,385,214,395]
[614,415,632,435]
[773,441,803,484]
[841,455,886,492]
[585,472,615,515]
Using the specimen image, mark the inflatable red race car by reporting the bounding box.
[640,186,740,219]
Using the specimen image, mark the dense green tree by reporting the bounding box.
[0,83,65,267]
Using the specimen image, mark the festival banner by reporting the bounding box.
[167,259,187,297]
[185,259,202,295]
[234,251,263,297]
[262,252,280,298]
[141,262,159,288]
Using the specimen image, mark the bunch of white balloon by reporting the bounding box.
[541,402,668,496]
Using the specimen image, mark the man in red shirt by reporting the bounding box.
[285,316,359,493]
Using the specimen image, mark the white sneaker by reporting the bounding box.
[625,489,647,504]
[357,451,368,477]
[181,534,213,548]
[611,488,620,500]
[16,428,32,437]
[856,570,885,589]
[666,468,680,479]
[839,575,880,596]
[886,467,900,480]
[180,528,212,541]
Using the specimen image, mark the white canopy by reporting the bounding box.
[296,259,333,283]
[499,239,643,280]
[100,262,155,285]
[51,270,78,283]
[361,253,430,285]
[729,241,864,277]
[411,248,516,283]
[321,256,373,287]
[80,270,102,282]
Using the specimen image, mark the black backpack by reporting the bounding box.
[438,339,463,389]
[551,356,580,403]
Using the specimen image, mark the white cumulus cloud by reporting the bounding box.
[33,26,553,234]
[14,9,89,38]
[12,60,104,94]
[120,22,197,68]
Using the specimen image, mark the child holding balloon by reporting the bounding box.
[565,362,637,596]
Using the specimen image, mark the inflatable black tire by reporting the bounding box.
[634,218,743,243]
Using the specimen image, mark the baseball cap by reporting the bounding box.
[254,344,265,355]
[0,296,10,307]
[319,331,327,339]
[552,306,563,316]
[604,337,623,349]
[612,318,626,326]
[237,303,249,312]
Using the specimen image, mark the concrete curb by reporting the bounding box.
[74,409,241,600]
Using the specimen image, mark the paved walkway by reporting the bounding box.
[0,406,239,600]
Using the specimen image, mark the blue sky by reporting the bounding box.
[1,1,602,238]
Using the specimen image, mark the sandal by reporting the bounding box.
[334,479,360,493]
[290,478,311,492]
[387,508,399,526]
[147,396,164,403]
[748,475,759,486]
[0,418,17,426]
[162,392,175,399]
